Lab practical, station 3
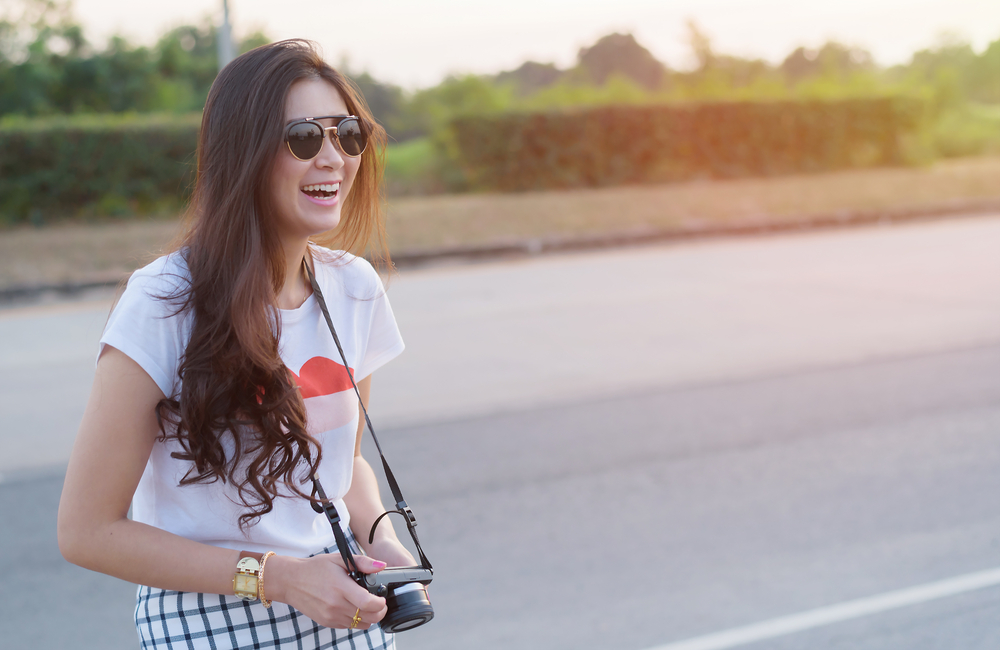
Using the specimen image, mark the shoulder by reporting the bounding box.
[102,252,193,396]
[111,251,192,322]
[309,245,384,298]
[124,251,191,298]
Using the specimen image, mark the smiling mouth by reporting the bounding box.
[301,182,340,199]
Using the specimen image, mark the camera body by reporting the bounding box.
[358,566,434,633]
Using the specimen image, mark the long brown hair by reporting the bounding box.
[156,39,389,529]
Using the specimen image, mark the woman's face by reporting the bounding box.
[269,77,362,244]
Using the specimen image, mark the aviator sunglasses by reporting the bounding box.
[284,115,368,160]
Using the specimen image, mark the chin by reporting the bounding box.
[307,214,342,237]
[298,202,343,235]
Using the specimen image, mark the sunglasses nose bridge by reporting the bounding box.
[310,125,346,165]
[322,125,350,157]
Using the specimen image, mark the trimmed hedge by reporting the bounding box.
[451,98,925,191]
[0,113,201,224]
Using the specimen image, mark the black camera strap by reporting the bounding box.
[302,257,432,576]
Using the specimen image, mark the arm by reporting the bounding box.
[342,375,416,568]
[57,346,386,628]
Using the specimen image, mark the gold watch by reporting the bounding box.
[233,551,263,601]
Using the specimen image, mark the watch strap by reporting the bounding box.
[239,550,264,564]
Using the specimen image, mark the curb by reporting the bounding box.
[4,198,1000,303]
[392,198,1000,265]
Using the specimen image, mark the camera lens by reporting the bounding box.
[380,585,434,633]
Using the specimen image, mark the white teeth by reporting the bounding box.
[302,183,340,192]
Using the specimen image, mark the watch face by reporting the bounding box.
[234,573,258,600]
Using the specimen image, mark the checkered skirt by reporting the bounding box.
[134,532,395,650]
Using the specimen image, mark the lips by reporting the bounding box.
[300,181,341,207]
[301,182,341,198]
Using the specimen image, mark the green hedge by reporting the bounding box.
[0,113,200,224]
[0,98,928,223]
[450,97,926,191]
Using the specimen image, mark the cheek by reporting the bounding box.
[343,158,363,196]
[272,157,304,198]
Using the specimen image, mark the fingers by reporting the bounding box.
[348,599,389,630]
[344,583,387,615]
[327,553,386,573]
[355,555,388,574]
[321,584,385,629]
[320,555,386,619]
[280,554,387,629]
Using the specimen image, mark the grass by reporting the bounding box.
[3,155,1000,290]
[383,155,1000,250]
[384,137,438,196]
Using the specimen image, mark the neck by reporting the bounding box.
[276,237,312,310]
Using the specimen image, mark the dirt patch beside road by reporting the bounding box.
[3,156,1000,292]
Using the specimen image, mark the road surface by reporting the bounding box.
[2,214,999,648]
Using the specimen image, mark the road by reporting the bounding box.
[2,214,999,648]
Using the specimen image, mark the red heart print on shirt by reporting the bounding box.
[288,356,355,399]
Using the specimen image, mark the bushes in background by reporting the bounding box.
[0,112,446,223]
[0,113,200,224]
[929,104,1000,158]
[0,97,938,224]
[451,97,926,192]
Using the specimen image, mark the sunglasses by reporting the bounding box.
[284,115,368,161]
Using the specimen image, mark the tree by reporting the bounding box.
[343,70,408,138]
[576,32,666,90]
[971,37,1000,103]
[0,3,273,116]
[685,19,713,72]
[781,42,874,84]
[495,61,564,96]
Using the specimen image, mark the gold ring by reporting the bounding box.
[350,608,362,629]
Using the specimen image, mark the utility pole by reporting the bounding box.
[217,0,235,71]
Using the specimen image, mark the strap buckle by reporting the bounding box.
[320,501,341,525]
[397,501,417,527]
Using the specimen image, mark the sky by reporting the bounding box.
[68,0,1000,88]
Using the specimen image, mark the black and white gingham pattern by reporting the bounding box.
[134,531,395,649]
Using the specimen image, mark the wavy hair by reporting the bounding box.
[156,40,389,529]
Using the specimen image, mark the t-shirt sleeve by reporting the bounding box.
[355,268,405,381]
[99,258,190,398]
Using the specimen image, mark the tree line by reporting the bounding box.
[3,2,999,139]
[3,0,1000,209]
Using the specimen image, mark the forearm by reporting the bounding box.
[59,513,240,595]
[59,506,385,626]
[58,347,244,596]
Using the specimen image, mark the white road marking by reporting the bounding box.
[645,566,1000,650]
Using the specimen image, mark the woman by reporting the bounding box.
[57,40,414,649]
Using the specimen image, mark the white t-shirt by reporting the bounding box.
[99,247,405,557]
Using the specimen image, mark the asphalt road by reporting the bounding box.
[2,214,999,649]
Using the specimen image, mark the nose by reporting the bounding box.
[314,128,346,171]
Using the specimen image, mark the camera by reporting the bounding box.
[359,566,434,633]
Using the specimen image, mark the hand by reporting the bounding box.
[265,553,387,629]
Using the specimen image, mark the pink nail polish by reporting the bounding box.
[372,560,387,569]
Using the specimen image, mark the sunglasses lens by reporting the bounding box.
[337,118,367,157]
[286,122,324,160]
